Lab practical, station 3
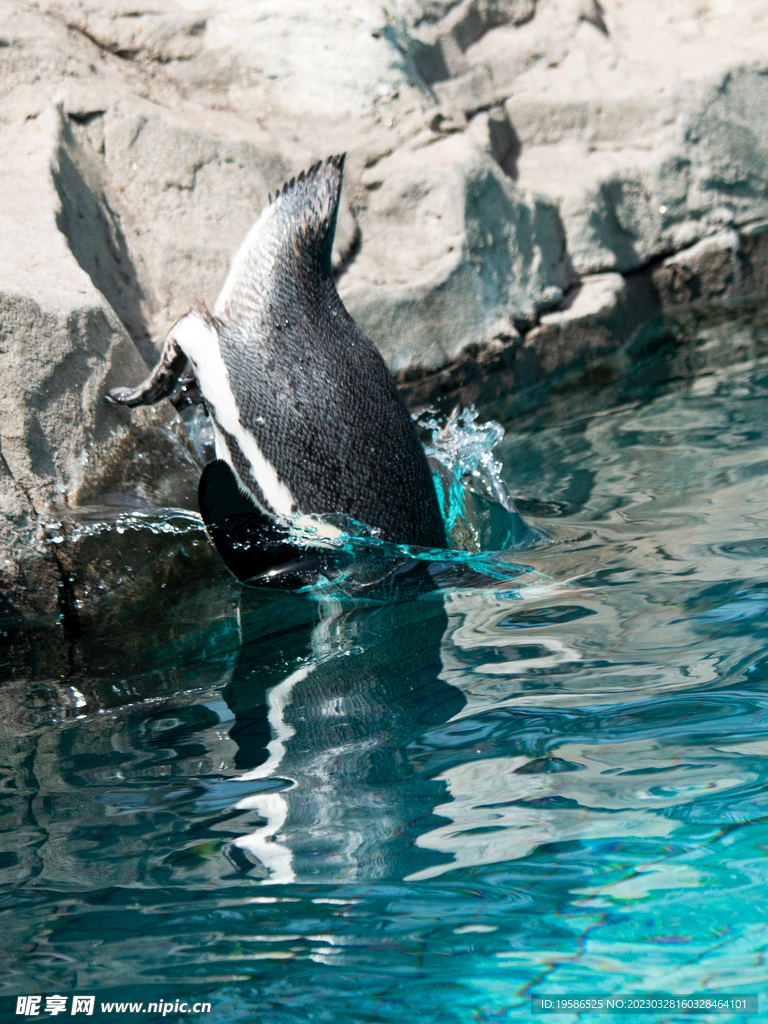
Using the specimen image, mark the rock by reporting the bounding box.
[466,104,521,177]
[578,0,607,35]
[653,230,741,308]
[5,0,768,381]
[56,0,429,141]
[0,106,203,619]
[653,221,768,308]
[740,222,768,298]
[0,108,201,511]
[64,4,208,63]
[339,131,572,372]
[0,512,230,685]
[0,467,60,627]
[396,327,522,411]
[511,68,768,277]
[95,110,289,343]
[61,102,357,349]
[433,64,500,119]
[391,0,768,281]
[396,269,659,410]
[381,0,768,343]
[4,0,768,628]
[520,271,651,377]
[394,0,536,89]
[500,20,768,277]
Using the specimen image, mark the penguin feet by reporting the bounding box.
[105,329,189,408]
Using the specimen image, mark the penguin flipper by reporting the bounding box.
[198,459,347,588]
[106,331,188,407]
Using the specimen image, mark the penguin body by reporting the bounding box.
[107,155,447,579]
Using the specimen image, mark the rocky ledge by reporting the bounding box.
[3,0,768,630]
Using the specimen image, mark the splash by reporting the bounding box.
[42,505,205,544]
[179,403,215,465]
[276,407,548,601]
[173,403,540,555]
[419,405,543,552]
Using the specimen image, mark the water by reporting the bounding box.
[3,307,768,1021]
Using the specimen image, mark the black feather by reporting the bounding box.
[198,460,351,588]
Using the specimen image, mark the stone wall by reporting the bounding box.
[3,0,768,620]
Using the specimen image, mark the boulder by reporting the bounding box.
[60,4,208,63]
[41,0,430,144]
[340,131,572,372]
[503,22,768,277]
[395,268,659,410]
[384,0,768,282]
[95,110,289,343]
[653,222,768,308]
[0,106,204,623]
[518,269,661,380]
[392,0,536,91]
[5,0,768,381]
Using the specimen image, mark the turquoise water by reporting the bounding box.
[3,309,768,1020]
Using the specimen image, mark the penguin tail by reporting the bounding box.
[271,153,346,271]
[213,155,346,320]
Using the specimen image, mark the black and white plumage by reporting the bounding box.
[107,155,446,580]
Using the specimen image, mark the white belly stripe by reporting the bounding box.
[171,312,296,517]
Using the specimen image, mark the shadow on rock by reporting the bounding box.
[53,115,156,365]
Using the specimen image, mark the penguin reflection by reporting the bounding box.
[222,593,465,883]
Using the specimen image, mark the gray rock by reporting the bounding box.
[653,221,768,308]
[62,104,358,351]
[521,271,646,376]
[739,222,768,298]
[396,268,659,410]
[653,230,741,309]
[394,0,536,88]
[433,64,500,119]
[6,0,768,380]
[340,132,571,372]
[410,0,768,278]
[0,107,203,618]
[64,4,208,63]
[97,110,289,345]
[466,105,521,177]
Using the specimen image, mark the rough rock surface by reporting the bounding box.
[3,0,768,624]
[0,100,205,627]
[341,131,571,372]
[653,223,768,308]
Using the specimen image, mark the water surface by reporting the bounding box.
[2,307,768,1021]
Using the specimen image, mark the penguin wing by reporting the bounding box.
[213,154,345,324]
[199,459,349,588]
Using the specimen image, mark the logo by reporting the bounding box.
[16,995,95,1016]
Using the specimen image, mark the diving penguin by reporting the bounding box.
[107,155,447,584]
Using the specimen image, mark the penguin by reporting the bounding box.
[107,154,447,584]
